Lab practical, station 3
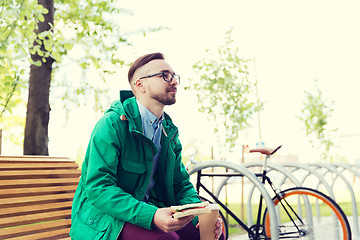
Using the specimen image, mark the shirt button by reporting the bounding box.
[89,219,94,225]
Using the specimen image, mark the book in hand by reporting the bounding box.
[171,201,213,219]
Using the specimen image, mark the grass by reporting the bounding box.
[337,201,360,216]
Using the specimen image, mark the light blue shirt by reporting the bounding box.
[137,99,164,202]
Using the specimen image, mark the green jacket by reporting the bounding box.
[70,90,200,240]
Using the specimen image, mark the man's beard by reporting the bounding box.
[151,89,176,105]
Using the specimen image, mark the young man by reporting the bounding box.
[70,53,223,240]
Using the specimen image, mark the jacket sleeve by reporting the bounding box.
[84,113,157,229]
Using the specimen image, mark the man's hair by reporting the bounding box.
[128,52,165,82]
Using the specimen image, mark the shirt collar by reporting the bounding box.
[136,99,164,129]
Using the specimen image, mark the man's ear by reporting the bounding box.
[134,80,146,93]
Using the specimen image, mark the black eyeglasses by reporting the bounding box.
[138,71,180,85]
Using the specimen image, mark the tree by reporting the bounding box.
[299,80,337,161]
[24,0,54,155]
[187,29,262,154]
[1,0,159,155]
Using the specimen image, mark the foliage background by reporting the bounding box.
[1,0,360,165]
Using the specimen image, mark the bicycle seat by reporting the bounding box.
[249,145,282,156]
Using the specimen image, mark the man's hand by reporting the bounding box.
[214,217,223,239]
[196,217,223,239]
[153,208,194,233]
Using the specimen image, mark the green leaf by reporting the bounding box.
[43,40,53,52]
[51,51,61,62]
[38,14,45,22]
[64,42,73,50]
[38,31,48,40]
[36,48,44,56]
[33,60,42,66]
[3,8,17,18]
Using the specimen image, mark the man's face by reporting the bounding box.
[133,59,178,106]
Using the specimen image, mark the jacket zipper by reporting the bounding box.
[162,128,178,204]
[130,130,156,201]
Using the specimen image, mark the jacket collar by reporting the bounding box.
[120,91,142,133]
[119,90,178,137]
[120,90,134,103]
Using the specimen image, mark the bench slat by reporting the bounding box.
[0,162,79,170]
[0,192,75,206]
[0,155,72,161]
[0,219,71,238]
[0,209,72,229]
[0,169,80,178]
[3,228,70,240]
[0,201,73,217]
[0,185,77,197]
[0,178,79,188]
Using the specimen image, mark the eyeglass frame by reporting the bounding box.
[135,71,180,85]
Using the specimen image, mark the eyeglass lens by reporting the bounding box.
[163,72,180,84]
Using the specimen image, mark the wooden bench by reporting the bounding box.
[0,156,81,240]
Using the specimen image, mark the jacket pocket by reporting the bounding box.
[121,159,146,173]
[117,159,146,194]
[70,201,110,240]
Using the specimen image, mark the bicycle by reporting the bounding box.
[190,145,352,239]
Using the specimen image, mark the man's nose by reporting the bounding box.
[170,78,179,85]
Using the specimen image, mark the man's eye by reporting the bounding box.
[163,72,172,80]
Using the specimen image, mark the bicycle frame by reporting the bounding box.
[196,170,253,236]
[195,146,285,239]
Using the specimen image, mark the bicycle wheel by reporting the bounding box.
[200,196,229,240]
[263,187,351,240]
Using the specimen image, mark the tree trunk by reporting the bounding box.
[24,0,54,155]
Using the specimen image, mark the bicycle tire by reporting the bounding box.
[263,187,351,240]
[200,196,229,240]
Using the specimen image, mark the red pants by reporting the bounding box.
[118,221,225,240]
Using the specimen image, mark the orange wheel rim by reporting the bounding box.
[264,190,348,239]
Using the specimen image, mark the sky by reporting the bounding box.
[3,0,360,163]
[52,0,360,163]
